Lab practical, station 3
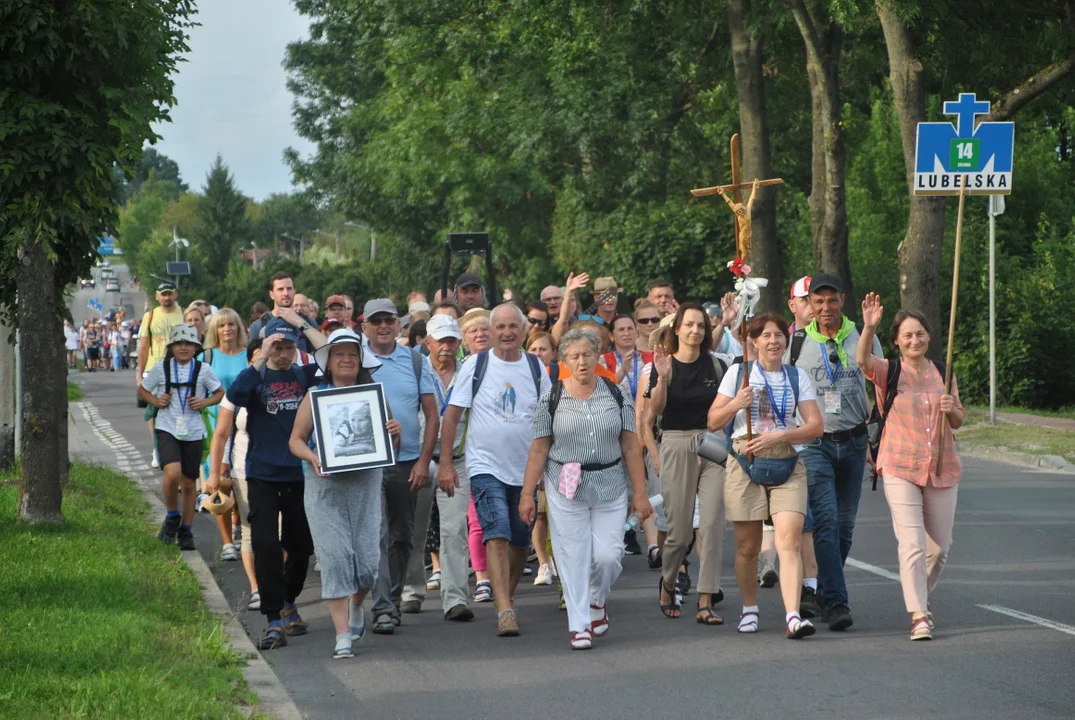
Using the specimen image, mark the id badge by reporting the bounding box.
[174,415,190,440]
[823,389,843,415]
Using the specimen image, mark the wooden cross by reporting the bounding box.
[689,133,785,449]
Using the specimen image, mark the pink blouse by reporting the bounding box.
[862,356,963,488]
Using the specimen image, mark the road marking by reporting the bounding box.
[977,605,1075,638]
[845,557,901,582]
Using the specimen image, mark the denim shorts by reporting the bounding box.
[470,473,532,548]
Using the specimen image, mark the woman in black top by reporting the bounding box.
[644,303,727,624]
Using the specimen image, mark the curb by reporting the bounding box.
[958,443,1075,475]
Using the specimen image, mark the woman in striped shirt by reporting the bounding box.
[520,329,653,650]
[857,294,965,641]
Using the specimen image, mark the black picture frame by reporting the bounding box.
[310,383,396,474]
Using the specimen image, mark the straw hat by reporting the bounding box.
[203,490,235,516]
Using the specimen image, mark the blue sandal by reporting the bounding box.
[473,580,493,603]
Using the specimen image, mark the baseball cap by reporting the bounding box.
[168,323,202,348]
[455,272,483,289]
[314,327,381,374]
[408,301,431,316]
[362,298,398,319]
[808,273,843,294]
[790,276,812,299]
[264,317,301,344]
[702,302,720,318]
[157,281,176,293]
[594,276,618,294]
[325,294,347,309]
[426,314,462,341]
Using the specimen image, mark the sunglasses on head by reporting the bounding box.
[366,316,396,326]
[637,316,660,325]
[576,314,605,325]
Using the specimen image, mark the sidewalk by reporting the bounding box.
[959,409,1075,474]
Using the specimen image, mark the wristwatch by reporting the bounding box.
[300,321,312,332]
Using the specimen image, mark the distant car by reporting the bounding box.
[100,267,114,279]
[80,278,95,289]
[97,258,111,268]
[105,279,120,293]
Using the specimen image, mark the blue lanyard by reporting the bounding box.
[433,376,454,416]
[173,360,191,413]
[758,364,789,428]
[615,350,640,397]
[821,341,840,385]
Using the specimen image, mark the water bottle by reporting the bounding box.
[624,493,664,531]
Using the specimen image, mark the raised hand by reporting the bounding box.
[861,292,884,330]
[565,271,590,294]
[653,343,672,377]
[720,291,739,327]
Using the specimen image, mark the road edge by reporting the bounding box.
[958,443,1075,475]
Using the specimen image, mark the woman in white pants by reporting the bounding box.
[520,329,653,650]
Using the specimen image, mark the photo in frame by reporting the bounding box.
[310,383,396,474]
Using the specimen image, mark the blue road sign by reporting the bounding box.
[88,297,103,312]
[913,93,1014,196]
[98,235,115,255]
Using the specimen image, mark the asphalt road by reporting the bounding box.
[68,261,146,326]
[67,369,1075,720]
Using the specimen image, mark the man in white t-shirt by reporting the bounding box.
[439,304,551,637]
[64,320,80,369]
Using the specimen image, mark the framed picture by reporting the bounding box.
[310,383,396,474]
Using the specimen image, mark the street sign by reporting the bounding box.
[98,235,116,255]
[166,261,191,276]
[913,93,1014,196]
[87,297,102,312]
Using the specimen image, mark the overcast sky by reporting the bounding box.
[152,0,315,201]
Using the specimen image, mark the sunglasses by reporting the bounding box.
[366,316,396,327]
[826,339,840,365]
[637,317,660,325]
[576,314,605,325]
[527,317,545,325]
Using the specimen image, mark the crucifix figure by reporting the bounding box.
[720,177,760,260]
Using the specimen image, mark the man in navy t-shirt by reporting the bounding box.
[208,318,323,651]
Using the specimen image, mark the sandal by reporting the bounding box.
[571,630,593,650]
[256,625,288,650]
[786,616,816,639]
[426,570,441,591]
[910,615,933,641]
[659,578,680,619]
[738,611,759,633]
[696,606,724,626]
[473,580,493,603]
[280,608,309,636]
[590,604,609,636]
[372,614,395,635]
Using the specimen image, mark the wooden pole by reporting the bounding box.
[729,133,755,455]
[936,174,968,474]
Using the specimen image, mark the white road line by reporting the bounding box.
[845,557,902,582]
[977,605,1075,638]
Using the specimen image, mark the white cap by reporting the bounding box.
[314,328,382,375]
[426,314,462,341]
[790,276,811,299]
[168,324,202,348]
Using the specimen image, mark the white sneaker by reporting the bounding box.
[534,563,553,586]
[151,450,160,468]
[220,543,240,562]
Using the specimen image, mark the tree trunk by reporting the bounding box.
[57,319,69,488]
[727,0,782,313]
[877,1,947,357]
[0,317,14,471]
[785,0,853,314]
[17,238,63,524]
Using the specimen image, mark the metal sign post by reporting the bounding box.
[989,194,1006,425]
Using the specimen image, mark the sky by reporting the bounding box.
[152,0,315,201]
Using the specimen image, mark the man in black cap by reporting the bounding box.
[785,273,882,632]
[454,272,486,312]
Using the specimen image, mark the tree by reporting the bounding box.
[117,147,188,202]
[196,156,250,284]
[0,0,194,523]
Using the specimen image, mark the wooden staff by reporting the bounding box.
[727,134,756,459]
[936,174,968,473]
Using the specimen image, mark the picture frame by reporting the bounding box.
[310,383,396,474]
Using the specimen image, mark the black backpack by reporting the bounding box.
[866,357,946,489]
[163,353,203,397]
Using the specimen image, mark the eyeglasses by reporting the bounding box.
[366,316,396,327]
[637,317,660,325]
[576,314,605,325]
[826,339,840,365]
[541,295,563,303]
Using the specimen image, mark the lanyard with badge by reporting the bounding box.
[433,377,454,417]
[758,364,790,428]
[172,359,193,438]
[615,350,641,398]
[820,341,843,414]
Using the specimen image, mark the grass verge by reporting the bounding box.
[967,404,1075,420]
[0,462,259,719]
[66,380,82,401]
[957,423,1075,463]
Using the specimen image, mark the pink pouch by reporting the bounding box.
[558,462,582,500]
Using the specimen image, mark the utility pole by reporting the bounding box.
[0,318,15,469]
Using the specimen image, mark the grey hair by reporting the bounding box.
[557,328,600,361]
[491,302,527,327]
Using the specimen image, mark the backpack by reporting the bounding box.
[788,329,807,366]
[548,376,625,445]
[471,350,544,400]
[866,357,946,490]
[724,361,801,440]
[163,355,203,396]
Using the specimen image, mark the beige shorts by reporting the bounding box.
[724,439,807,522]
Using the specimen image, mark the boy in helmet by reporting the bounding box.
[138,324,224,550]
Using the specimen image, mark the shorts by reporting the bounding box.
[155,430,203,481]
[471,473,532,548]
[86,347,100,361]
[724,439,807,522]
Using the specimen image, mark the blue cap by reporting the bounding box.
[264,317,301,344]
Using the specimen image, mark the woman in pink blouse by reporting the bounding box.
[857,293,966,641]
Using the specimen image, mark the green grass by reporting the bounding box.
[967,404,1075,420]
[66,380,82,402]
[957,423,1075,463]
[0,463,260,719]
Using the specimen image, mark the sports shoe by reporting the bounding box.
[534,563,553,586]
[647,545,662,570]
[445,604,475,622]
[350,601,367,641]
[232,524,241,544]
[248,591,261,611]
[400,600,422,614]
[758,559,778,588]
[496,608,520,637]
[676,563,691,600]
[220,543,240,562]
[151,450,160,468]
[624,530,642,556]
[176,526,195,551]
[523,566,532,576]
[473,580,493,603]
[158,515,180,544]
[196,493,210,513]
[824,603,854,632]
[799,586,821,619]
